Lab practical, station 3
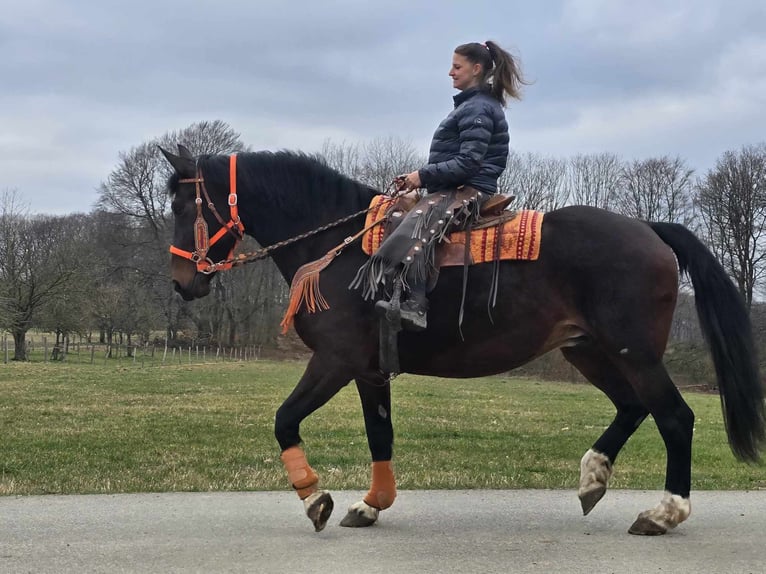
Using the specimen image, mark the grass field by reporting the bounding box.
[1,360,764,495]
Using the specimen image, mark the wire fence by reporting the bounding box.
[2,336,262,367]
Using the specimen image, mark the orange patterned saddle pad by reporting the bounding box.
[361,195,544,266]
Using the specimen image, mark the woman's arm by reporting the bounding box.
[417,109,495,189]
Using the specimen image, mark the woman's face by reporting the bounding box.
[449,53,481,91]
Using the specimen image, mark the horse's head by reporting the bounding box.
[161,145,244,301]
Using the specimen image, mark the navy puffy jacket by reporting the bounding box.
[418,86,509,195]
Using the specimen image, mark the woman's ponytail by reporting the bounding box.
[484,40,529,106]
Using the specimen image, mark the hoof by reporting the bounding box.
[340,504,379,528]
[305,491,334,532]
[579,485,606,516]
[628,515,668,536]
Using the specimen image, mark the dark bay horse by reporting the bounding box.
[161,146,765,536]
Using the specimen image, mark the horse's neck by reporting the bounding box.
[241,184,375,283]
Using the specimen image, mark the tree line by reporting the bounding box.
[2,119,765,362]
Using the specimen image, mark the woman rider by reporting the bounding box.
[352,40,528,331]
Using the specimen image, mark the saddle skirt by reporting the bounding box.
[361,194,544,266]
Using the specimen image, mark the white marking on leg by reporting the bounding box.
[302,490,329,513]
[578,449,612,497]
[348,500,380,522]
[638,492,691,530]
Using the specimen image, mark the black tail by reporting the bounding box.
[650,221,765,462]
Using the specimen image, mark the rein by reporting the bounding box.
[170,154,396,274]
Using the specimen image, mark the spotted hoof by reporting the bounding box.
[628,515,668,536]
[628,492,690,536]
[578,449,612,516]
[579,485,606,516]
[304,490,334,532]
[340,501,379,528]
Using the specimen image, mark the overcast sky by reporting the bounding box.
[2,0,765,214]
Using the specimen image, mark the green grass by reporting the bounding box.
[1,361,764,495]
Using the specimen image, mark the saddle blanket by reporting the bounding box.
[361,195,544,265]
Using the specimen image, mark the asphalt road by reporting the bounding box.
[2,490,765,573]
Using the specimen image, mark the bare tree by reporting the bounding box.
[499,151,569,210]
[158,120,250,157]
[565,153,623,209]
[97,142,168,237]
[319,136,425,191]
[696,144,766,307]
[319,139,364,181]
[616,156,696,225]
[0,193,87,360]
[360,136,424,191]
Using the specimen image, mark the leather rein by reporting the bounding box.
[169,154,394,274]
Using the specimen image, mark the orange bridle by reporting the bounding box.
[169,154,245,274]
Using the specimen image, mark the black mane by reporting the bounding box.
[171,151,378,219]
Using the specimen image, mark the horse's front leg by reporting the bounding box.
[275,353,352,532]
[340,374,396,528]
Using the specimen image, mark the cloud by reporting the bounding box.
[1,0,765,213]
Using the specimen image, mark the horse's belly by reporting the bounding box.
[399,320,587,378]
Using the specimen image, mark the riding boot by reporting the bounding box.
[400,280,428,332]
[399,298,428,331]
[374,280,428,332]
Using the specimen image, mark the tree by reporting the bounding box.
[565,153,623,209]
[696,144,766,307]
[0,193,87,360]
[359,136,424,191]
[35,214,95,357]
[499,151,569,210]
[616,156,696,225]
[319,139,364,181]
[320,136,425,191]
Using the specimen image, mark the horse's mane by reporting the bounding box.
[171,151,378,218]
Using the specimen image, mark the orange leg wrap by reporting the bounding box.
[280,446,319,499]
[363,460,397,510]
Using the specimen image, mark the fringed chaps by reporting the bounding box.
[350,188,481,300]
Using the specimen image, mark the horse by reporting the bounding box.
[161,145,765,536]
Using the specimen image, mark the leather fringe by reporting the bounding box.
[280,251,337,334]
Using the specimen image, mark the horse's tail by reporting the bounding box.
[649,221,765,462]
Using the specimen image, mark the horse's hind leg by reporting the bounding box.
[274,353,353,532]
[616,358,694,535]
[340,374,395,528]
[562,346,649,515]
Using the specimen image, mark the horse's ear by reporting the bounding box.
[177,143,194,160]
[158,146,195,178]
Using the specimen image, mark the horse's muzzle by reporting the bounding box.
[173,277,211,301]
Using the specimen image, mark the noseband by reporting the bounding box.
[169,154,245,274]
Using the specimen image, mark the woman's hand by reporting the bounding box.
[400,170,421,191]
